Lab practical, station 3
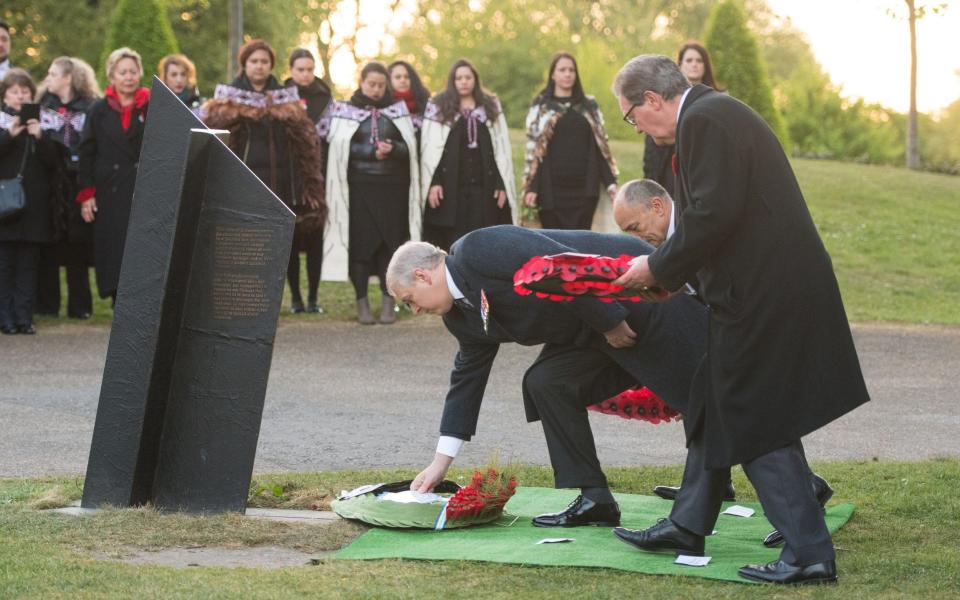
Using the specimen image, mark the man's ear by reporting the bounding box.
[414,267,432,285]
[651,195,665,216]
[644,90,663,110]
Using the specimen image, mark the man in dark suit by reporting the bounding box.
[613,179,834,549]
[610,55,870,585]
[386,225,708,528]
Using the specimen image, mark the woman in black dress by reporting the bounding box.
[324,62,419,324]
[35,56,99,319]
[77,47,150,303]
[202,39,326,314]
[522,52,618,230]
[284,48,333,314]
[420,59,515,251]
[0,69,59,334]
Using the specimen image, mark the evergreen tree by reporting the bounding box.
[100,0,178,85]
[704,0,790,149]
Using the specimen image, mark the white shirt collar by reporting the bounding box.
[666,200,677,240]
[675,86,693,125]
[445,265,464,300]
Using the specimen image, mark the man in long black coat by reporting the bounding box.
[386,225,708,527]
[611,55,870,585]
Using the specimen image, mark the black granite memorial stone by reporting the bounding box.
[81,78,295,513]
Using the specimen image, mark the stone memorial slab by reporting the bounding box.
[82,78,295,513]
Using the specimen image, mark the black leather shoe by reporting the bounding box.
[653,481,736,502]
[738,559,837,585]
[613,518,705,556]
[305,302,324,314]
[290,299,305,314]
[762,473,835,547]
[17,324,36,335]
[531,495,620,527]
[68,311,92,320]
[0,325,16,335]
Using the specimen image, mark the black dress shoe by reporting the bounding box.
[0,325,16,335]
[738,559,837,585]
[613,518,705,556]
[305,302,324,314]
[531,495,620,527]
[68,311,92,320]
[652,481,736,502]
[762,473,835,547]
[290,299,305,314]
[17,324,36,335]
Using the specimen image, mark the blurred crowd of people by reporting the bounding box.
[0,17,720,332]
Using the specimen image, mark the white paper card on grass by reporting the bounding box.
[722,505,755,518]
[675,555,712,567]
[536,538,575,544]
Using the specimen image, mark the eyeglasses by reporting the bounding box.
[622,103,639,126]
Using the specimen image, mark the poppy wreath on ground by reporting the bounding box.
[588,386,680,424]
[331,468,518,530]
[513,253,665,302]
[444,467,518,524]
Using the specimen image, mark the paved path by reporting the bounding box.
[1,319,958,478]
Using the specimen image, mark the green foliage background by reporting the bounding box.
[703,0,789,148]
[101,0,179,82]
[1,0,957,173]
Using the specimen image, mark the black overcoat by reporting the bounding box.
[647,85,870,469]
[0,116,59,243]
[77,96,147,298]
[437,225,707,441]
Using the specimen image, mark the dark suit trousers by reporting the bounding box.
[0,241,40,328]
[523,343,637,489]
[670,432,835,566]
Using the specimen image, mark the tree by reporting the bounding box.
[889,1,948,170]
[703,0,790,148]
[101,0,179,85]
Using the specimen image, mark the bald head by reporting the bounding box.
[613,179,674,247]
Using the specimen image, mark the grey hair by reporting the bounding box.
[386,241,447,295]
[616,179,673,209]
[612,54,690,105]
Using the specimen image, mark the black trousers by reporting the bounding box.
[286,230,323,305]
[669,433,835,566]
[522,343,638,489]
[538,194,600,231]
[0,241,40,328]
[35,242,93,317]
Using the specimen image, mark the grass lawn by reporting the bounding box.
[1,458,958,598]
[35,132,958,329]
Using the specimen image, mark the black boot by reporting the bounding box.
[379,296,396,324]
[356,298,376,325]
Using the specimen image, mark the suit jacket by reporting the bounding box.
[647,85,870,469]
[438,225,707,441]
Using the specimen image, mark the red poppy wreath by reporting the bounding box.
[513,253,665,302]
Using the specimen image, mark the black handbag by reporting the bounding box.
[0,140,29,222]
